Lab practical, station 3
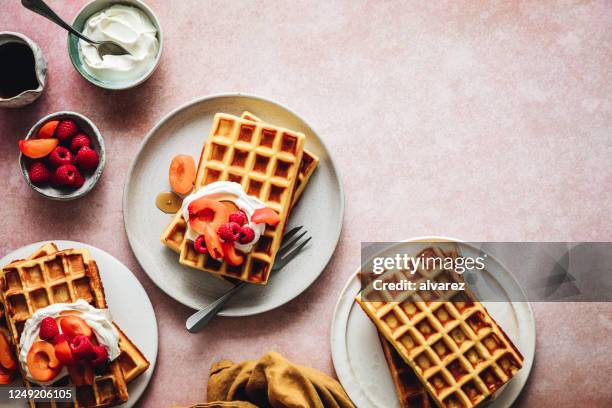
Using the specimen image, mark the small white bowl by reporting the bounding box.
[68,0,163,90]
[20,111,106,201]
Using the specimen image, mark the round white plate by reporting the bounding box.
[123,94,344,316]
[1,240,157,408]
[331,241,535,408]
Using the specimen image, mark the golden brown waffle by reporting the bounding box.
[163,113,305,284]
[356,245,524,408]
[0,249,129,407]
[240,111,319,204]
[379,334,433,408]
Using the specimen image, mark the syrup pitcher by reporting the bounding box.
[0,31,47,108]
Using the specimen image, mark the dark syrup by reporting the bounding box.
[0,42,39,99]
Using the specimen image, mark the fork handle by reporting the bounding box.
[185,282,246,333]
[21,0,97,45]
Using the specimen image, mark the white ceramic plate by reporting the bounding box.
[123,94,344,316]
[1,240,157,408]
[331,240,535,408]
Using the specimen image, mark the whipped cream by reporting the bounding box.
[79,4,159,82]
[182,181,267,255]
[19,299,120,385]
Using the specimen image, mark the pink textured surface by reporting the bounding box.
[1,1,611,407]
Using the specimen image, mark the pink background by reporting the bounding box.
[1,1,611,407]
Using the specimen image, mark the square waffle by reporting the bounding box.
[0,248,129,407]
[356,245,524,408]
[162,113,305,284]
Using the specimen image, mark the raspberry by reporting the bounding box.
[70,133,91,152]
[49,146,73,168]
[70,335,95,361]
[52,333,70,346]
[54,164,79,186]
[217,222,241,242]
[194,235,208,254]
[28,161,51,184]
[75,146,99,171]
[73,171,85,189]
[238,226,255,244]
[229,211,248,226]
[39,317,59,341]
[90,345,109,366]
[55,120,78,141]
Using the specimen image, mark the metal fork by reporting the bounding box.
[186,226,311,333]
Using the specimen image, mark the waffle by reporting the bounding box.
[356,245,524,408]
[162,113,305,284]
[379,334,433,408]
[0,249,129,407]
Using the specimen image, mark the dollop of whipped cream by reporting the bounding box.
[79,4,159,82]
[19,299,120,385]
[182,181,266,254]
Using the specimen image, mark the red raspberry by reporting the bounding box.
[73,171,85,189]
[238,226,255,244]
[55,120,78,141]
[75,146,99,171]
[90,345,109,366]
[70,335,95,361]
[52,333,70,346]
[39,317,59,341]
[229,211,248,226]
[217,222,241,242]
[54,164,79,186]
[28,161,51,184]
[70,133,91,152]
[49,146,73,168]
[194,235,208,254]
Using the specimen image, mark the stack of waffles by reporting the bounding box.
[356,244,524,408]
[161,111,319,284]
[0,243,149,408]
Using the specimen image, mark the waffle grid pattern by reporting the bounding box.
[357,246,523,408]
[0,249,129,408]
[165,113,305,284]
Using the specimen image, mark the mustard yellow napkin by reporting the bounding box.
[181,351,355,408]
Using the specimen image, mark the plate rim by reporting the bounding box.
[123,92,345,315]
[330,237,536,408]
[0,240,158,408]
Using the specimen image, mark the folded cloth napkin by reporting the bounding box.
[186,351,355,408]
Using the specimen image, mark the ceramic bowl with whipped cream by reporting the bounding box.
[68,0,163,90]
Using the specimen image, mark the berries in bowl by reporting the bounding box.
[19,112,105,200]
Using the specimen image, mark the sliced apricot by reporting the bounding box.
[169,155,196,195]
[0,329,17,371]
[221,200,239,213]
[54,339,75,366]
[58,316,92,340]
[252,208,280,226]
[188,197,230,235]
[38,120,59,139]
[0,364,16,384]
[68,363,94,386]
[19,138,59,159]
[26,341,62,382]
[204,224,224,259]
[222,242,244,266]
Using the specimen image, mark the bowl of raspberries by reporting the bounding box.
[19,111,105,200]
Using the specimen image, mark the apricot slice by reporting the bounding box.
[26,341,62,382]
[59,316,92,340]
[188,197,230,235]
[169,155,196,195]
[204,224,224,259]
[222,242,244,266]
[68,363,94,386]
[252,208,280,226]
[0,329,17,371]
[38,120,59,139]
[19,138,59,159]
[54,339,75,366]
[0,364,16,384]
[221,200,239,214]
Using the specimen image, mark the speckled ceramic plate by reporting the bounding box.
[123,94,344,316]
[1,240,157,408]
[331,238,535,408]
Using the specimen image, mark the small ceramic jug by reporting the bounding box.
[0,32,47,108]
